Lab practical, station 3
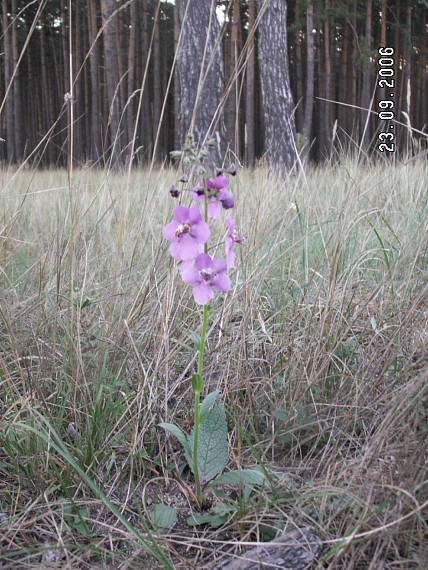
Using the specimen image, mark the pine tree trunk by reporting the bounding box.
[127,0,137,159]
[173,5,180,150]
[153,0,162,162]
[226,0,240,156]
[379,0,387,104]
[303,1,314,152]
[175,0,227,165]
[11,0,23,160]
[74,0,83,161]
[338,18,349,131]
[89,0,101,160]
[245,0,256,168]
[294,0,304,132]
[360,0,372,147]
[141,0,152,160]
[351,0,358,135]
[257,0,296,169]
[2,0,14,162]
[101,0,122,165]
[323,0,332,154]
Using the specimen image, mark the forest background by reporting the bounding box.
[1,0,427,168]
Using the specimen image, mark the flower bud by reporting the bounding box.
[228,164,237,176]
[169,185,180,198]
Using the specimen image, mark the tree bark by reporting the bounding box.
[175,0,227,166]
[11,0,23,160]
[338,18,349,131]
[257,0,296,170]
[226,0,240,157]
[153,0,162,162]
[245,0,256,168]
[2,0,14,162]
[89,0,101,160]
[173,5,180,149]
[323,0,332,154]
[360,0,372,147]
[127,0,137,159]
[101,0,122,165]
[294,0,304,132]
[303,1,314,153]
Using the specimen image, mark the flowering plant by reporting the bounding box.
[159,136,246,506]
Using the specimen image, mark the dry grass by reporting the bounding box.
[0,156,427,568]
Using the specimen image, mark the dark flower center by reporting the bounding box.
[199,268,213,282]
[175,223,191,238]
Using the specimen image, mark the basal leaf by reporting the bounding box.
[159,422,192,460]
[212,469,267,487]
[150,503,177,533]
[199,390,220,423]
[187,404,228,485]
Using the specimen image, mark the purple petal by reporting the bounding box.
[195,253,212,270]
[212,273,231,292]
[207,175,228,190]
[191,220,210,243]
[173,205,189,223]
[192,191,204,203]
[207,200,221,219]
[225,238,235,269]
[188,205,202,225]
[226,248,235,269]
[180,261,201,285]
[212,257,227,274]
[225,216,235,235]
[170,235,203,261]
[163,220,178,242]
[192,283,214,305]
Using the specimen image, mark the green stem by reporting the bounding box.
[192,178,209,505]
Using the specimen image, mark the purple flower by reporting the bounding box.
[225,217,244,269]
[180,253,231,305]
[192,175,234,218]
[163,205,210,261]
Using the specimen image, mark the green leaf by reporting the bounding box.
[149,504,177,533]
[159,422,192,460]
[186,511,229,529]
[187,404,228,485]
[199,390,220,423]
[211,469,267,487]
[190,331,201,350]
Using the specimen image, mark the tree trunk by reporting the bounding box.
[11,0,23,160]
[2,0,14,162]
[351,0,358,135]
[338,18,349,131]
[141,0,152,160]
[89,0,101,160]
[101,0,122,165]
[294,0,304,132]
[379,0,387,104]
[74,0,83,161]
[245,0,256,168]
[303,2,314,153]
[153,0,162,162]
[175,0,227,165]
[360,0,372,147]
[257,0,296,170]
[173,5,180,149]
[127,0,137,159]
[323,0,332,154]
[226,0,240,156]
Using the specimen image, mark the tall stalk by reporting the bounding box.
[192,179,209,504]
